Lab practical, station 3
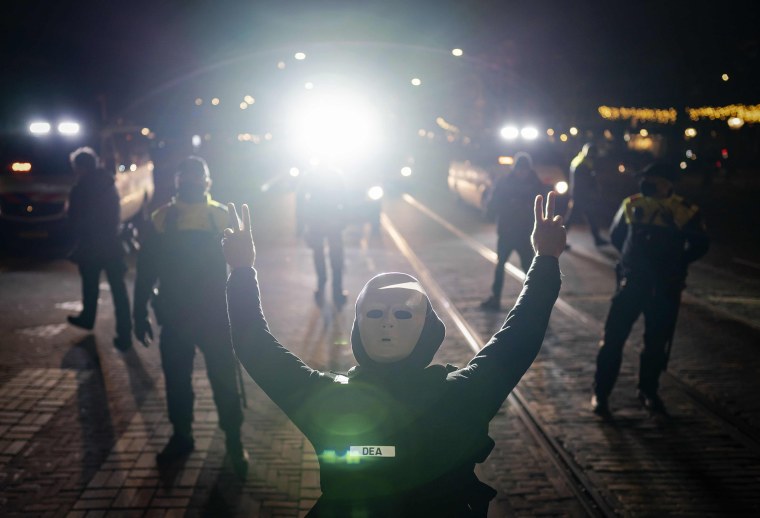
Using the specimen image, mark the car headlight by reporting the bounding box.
[57,121,80,135]
[29,121,51,135]
[367,185,384,201]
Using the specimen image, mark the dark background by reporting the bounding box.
[2,0,758,124]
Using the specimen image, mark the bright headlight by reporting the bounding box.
[367,185,384,201]
[521,126,539,140]
[288,91,381,161]
[500,126,519,140]
[58,121,80,135]
[29,121,51,135]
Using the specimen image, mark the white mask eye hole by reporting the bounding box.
[366,309,384,319]
[393,310,413,320]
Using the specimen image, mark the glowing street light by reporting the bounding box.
[451,48,463,57]
[211,98,220,106]
[411,78,422,86]
[294,52,306,60]
[569,127,578,136]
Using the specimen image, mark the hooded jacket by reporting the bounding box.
[67,168,124,264]
[486,169,547,239]
[226,256,561,516]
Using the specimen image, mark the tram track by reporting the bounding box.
[380,212,617,517]
[397,193,760,458]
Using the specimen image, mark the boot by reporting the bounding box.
[590,393,611,417]
[226,435,250,480]
[156,433,194,464]
[333,290,348,308]
[67,315,94,331]
[479,295,500,311]
[637,390,668,415]
[113,335,132,352]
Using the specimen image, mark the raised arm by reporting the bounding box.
[450,193,564,419]
[223,203,325,414]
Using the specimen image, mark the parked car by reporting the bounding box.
[448,148,570,219]
[0,119,154,244]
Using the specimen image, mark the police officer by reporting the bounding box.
[480,152,547,310]
[132,156,248,476]
[223,193,565,516]
[296,165,349,307]
[592,162,709,416]
[566,142,608,247]
[66,147,132,351]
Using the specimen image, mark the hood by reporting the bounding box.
[351,272,445,371]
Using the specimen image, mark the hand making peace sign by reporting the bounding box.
[531,191,567,258]
[223,203,256,270]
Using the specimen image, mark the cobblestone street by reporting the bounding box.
[1,186,759,517]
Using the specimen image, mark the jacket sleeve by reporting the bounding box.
[132,221,159,322]
[609,203,628,253]
[448,256,561,420]
[226,266,326,415]
[682,209,709,265]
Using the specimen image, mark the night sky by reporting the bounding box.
[1,0,757,125]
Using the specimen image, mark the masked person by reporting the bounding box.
[480,152,547,310]
[223,193,566,517]
[592,162,709,416]
[132,156,248,477]
[66,147,132,350]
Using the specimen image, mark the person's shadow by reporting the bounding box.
[61,335,115,486]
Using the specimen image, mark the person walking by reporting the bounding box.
[591,162,709,416]
[296,165,349,307]
[566,142,608,247]
[480,152,547,310]
[223,193,565,517]
[132,156,248,477]
[66,146,132,351]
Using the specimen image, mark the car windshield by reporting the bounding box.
[0,136,78,176]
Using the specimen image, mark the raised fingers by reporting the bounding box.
[227,203,241,231]
[534,194,544,223]
[241,204,251,233]
[545,191,556,221]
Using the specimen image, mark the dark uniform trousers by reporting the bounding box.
[78,258,132,337]
[491,234,534,298]
[594,278,681,398]
[159,314,243,437]
[307,228,344,294]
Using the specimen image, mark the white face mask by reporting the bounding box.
[357,278,428,363]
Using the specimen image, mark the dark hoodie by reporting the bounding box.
[67,168,124,264]
[226,256,561,517]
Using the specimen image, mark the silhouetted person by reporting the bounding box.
[296,165,349,307]
[480,152,547,311]
[132,156,248,477]
[592,162,709,416]
[566,143,608,247]
[223,193,566,517]
[66,146,132,351]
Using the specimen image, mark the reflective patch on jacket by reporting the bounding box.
[622,193,699,230]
